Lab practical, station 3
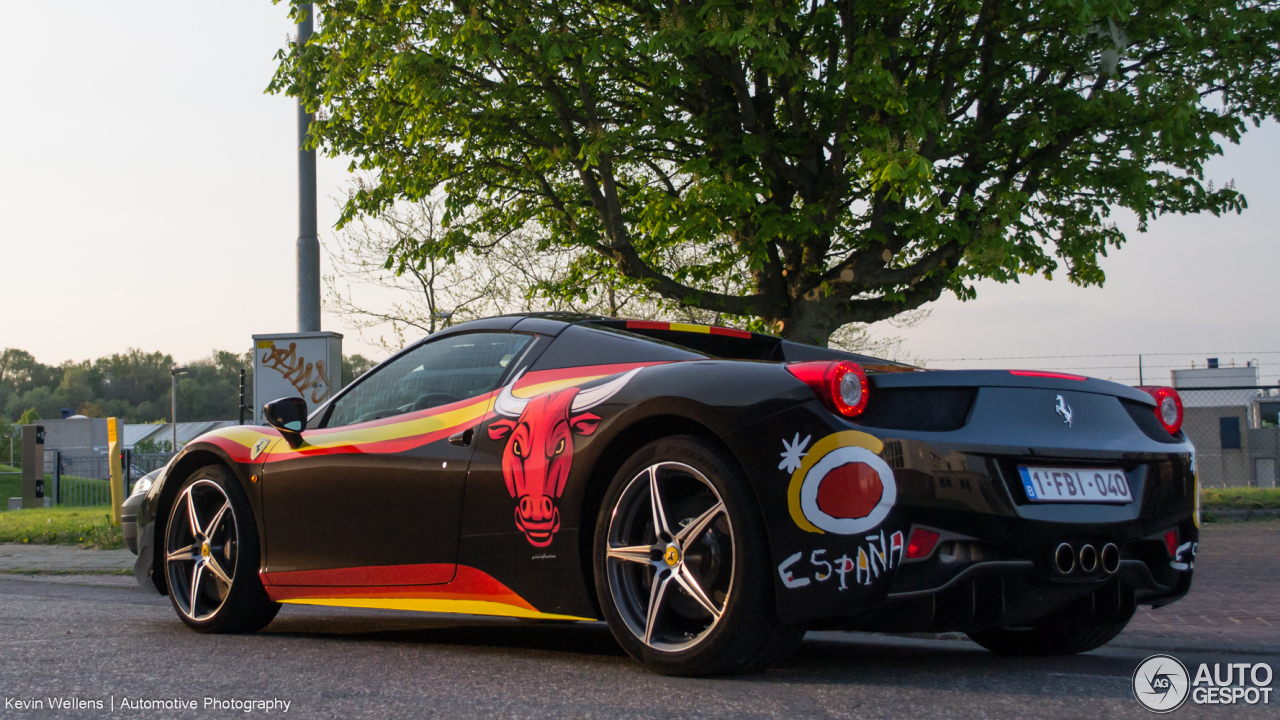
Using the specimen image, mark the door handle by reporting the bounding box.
[448,428,475,447]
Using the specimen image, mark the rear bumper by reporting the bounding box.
[788,509,1196,629]
[813,556,1185,634]
[722,396,1197,626]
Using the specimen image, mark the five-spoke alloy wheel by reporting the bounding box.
[163,465,279,633]
[166,479,238,621]
[605,461,734,652]
[594,436,807,676]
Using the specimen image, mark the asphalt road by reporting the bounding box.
[0,578,1275,719]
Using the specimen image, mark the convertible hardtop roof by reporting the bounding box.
[462,312,916,371]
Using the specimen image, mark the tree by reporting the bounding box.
[273,0,1280,345]
[95,349,174,409]
[323,189,693,350]
[326,184,924,357]
[342,353,377,385]
[0,349,60,396]
[57,363,96,412]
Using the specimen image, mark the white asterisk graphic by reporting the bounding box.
[778,433,812,473]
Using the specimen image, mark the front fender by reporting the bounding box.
[135,428,280,594]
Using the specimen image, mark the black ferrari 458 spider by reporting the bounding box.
[129,313,1197,676]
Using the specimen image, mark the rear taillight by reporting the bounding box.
[906,528,940,559]
[1138,386,1184,435]
[786,360,870,418]
[1164,529,1178,557]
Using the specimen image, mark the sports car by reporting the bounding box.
[131,313,1197,676]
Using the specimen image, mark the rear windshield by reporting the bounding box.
[531,324,705,371]
[585,320,780,360]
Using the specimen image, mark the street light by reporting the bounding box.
[171,367,188,451]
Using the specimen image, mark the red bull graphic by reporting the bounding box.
[488,368,643,547]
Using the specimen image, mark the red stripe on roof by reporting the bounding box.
[626,320,669,331]
[1009,370,1087,381]
[709,326,752,339]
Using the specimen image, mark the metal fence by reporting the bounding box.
[128,452,176,483]
[53,454,111,507]
[45,450,177,507]
[1178,386,1280,488]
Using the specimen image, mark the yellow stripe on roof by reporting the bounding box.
[668,323,711,334]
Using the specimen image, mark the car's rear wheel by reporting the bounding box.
[965,606,1135,656]
[593,436,806,676]
[164,465,279,633]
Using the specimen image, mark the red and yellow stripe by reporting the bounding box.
[261,564,590,621]
[625,320,753,339]
[193,361,672,465]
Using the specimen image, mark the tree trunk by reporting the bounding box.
[777,298,842,348]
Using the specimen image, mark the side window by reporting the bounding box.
[325,332,532,428]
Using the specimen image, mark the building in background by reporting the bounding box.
[1172,360,1278,488]
[123,421,239,452]
[33,417,110,458]
[29,417,238,480]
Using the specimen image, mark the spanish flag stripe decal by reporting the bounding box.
[625,320,753,339]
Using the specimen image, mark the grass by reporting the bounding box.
[0,463,21,500]
[1200,487,1280,511]
[0,463,113,506]
[0,505,124,549]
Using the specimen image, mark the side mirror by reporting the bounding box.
[263,397,308,449]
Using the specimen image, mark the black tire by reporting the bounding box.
[163,464,279,633]
[966,605,1135,656]
[592,436,806,676]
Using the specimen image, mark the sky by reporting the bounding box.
[3,1,1279,387]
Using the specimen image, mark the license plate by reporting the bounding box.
[1018,466,1133,503]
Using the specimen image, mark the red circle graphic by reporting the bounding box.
[815,462,884,520]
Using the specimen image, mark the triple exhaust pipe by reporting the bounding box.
[1053,542,1120,575]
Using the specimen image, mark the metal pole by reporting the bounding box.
[297,2,321,333]
[1138,355,1144,386]
[170,367,187,451]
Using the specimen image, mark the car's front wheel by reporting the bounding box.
[593,436,806,676]
[164,465,279,633]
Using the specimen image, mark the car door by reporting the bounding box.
[259,331,536,585]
